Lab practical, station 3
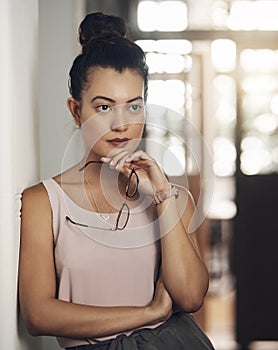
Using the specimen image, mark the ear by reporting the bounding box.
[67,98,81,126]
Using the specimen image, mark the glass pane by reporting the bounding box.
[146,53,165,74]
[240,50,278,73]
[137,38,192,178]
[147,80,185,114]
[228,0,278,31]
[162,135,185,176]
[213,137,236,177]
[145,53,191,74]
[239,49,278,175]
[137,1,157,31]
[212,75,236,177]
[212,0,278,30]
[211,40,236,73]
[136,40,192,74]
[145,104,186,177]
[212,0,230,29]
[187,0,214,30]
[136,39,192,55]
[137,0,278,31]
[156,40,192,54]
[137,0,188,32]
[213,75,236,127]
[241,76,278,94]
[240,131,276,175]
[163,54,189,73]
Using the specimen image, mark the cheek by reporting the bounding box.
[81,116,110,151]
[127,124,145,152]
[136,124,145,142]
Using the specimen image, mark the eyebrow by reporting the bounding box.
[91,96,144,104]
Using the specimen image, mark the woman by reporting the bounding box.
[19,12,215,350]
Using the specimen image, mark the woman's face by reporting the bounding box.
[73,67,145,160]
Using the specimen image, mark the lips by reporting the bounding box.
[108,138,130,147]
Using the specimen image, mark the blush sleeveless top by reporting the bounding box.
[42,179,162,348]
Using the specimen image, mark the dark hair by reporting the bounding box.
[69,12,148,101]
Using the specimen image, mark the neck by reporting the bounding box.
[79,159,103,172]
[80,156,126,195]
[81,162,129,213]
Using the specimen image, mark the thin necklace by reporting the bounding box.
[80,160,126,220]
[83,174,113,220]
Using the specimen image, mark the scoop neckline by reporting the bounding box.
[47,178,149,216]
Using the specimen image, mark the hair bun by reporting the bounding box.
[79,12,127,49]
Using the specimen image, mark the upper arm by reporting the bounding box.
[19,183,57,325]
[176,187,200,251]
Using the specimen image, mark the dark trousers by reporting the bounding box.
[66,312,215,350]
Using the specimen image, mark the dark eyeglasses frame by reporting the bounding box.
[66,164,139,231]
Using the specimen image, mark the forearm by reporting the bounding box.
[25,298,160,339]
[157,196,209,312]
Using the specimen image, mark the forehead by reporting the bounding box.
[84,67,144,102]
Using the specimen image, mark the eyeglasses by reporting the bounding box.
[65,201,130,230]
[66,166,139,231]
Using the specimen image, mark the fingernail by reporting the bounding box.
[115,163,120,170]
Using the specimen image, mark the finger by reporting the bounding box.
[115,153,134,172]
[109,149,152,171]
[125,150,153,163]
[101,156,111,163]
[103,151,130,170]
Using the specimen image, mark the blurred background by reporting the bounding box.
[1,0,278,349]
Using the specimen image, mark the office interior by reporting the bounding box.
[85,1,278,349]
[1,1,277,349]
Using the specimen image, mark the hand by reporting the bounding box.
[101,150,170,196]
[148,275,173,323]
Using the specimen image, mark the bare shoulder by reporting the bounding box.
[175,185,199,241]
[22,182,50,209]
[176,185,195,216]
[21,182,53,231]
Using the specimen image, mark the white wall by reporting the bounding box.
[0,0,40,349]
[0,1,85,349]
[39,0,85,180]
[39,1,85,349]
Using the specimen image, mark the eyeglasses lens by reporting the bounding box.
[126,168,139,198]
[116,202,130,230]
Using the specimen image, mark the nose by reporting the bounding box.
[111,107,129,131]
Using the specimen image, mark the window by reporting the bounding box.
[136,39,192,176]
[239,49,278,175]
[213,0,278,30]
[137,0,188,32]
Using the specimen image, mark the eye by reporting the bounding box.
[96,105,112,113]
[128,104,143,113]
